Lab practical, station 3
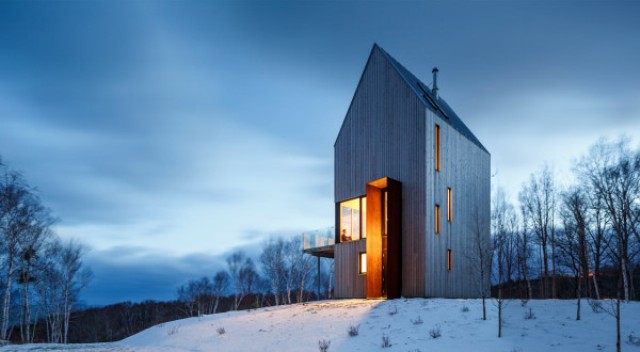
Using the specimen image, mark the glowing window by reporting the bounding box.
[359,252,367,274]
[339,197,367,242]
[435,204,441,234]
[447,187,452,222]
[447,249,452,271]
[435,124,440,171]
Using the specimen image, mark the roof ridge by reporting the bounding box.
[373,45,489,154]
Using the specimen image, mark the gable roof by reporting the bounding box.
[374,44,488,153]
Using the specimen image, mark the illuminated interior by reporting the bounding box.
[447,187,452,222]
[447,249,452,271]
[339,196,367,242]
[359,252,367,274]
[435,204,441,234]
[435,124,441,171]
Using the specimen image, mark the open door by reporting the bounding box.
[365,177,401,299]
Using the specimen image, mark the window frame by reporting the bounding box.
[359,252,367,274]
[338,196,367,243]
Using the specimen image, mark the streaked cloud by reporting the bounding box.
[1,0,639,304]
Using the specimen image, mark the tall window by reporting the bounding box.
[447,187,452,222]
[435,204,441,234]
[435,124,441,171]
[447,249,452,271]
[359,252,367,274]
[339,196,367,242]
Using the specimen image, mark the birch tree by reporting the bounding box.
[519,166,557,298]
[576,138,640,301]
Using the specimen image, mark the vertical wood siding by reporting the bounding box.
[334,240,367,298]
[425,110,491,298]
[335,46,426,297]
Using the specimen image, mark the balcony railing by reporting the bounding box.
[302,226,335,257]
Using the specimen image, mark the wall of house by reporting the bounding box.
[334,240,366,298]
[334,46,427,297]
[424,110,491,298]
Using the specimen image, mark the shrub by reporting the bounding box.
[411,316,423,325]
[318,339,330,352]
[381,334,392,348]
[217,327,226,335]
[524,307,536,320]
[167,326,180,336]
[629,334,640,346]
[348,325,359,337]
[429,324,442,339]
[461,305,470,313]
[388,305,398,316]
[589,300,603,313]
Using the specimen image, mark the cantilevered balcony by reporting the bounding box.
[302,226,335,258]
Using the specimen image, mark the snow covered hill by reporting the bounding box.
[1,298,639,352]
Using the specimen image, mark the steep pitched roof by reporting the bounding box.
[374,44,488,153]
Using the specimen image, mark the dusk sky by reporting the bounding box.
[1,1,638,305]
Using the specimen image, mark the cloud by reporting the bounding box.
[80,240,268,306]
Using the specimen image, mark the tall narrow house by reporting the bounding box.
[333,44,490,299]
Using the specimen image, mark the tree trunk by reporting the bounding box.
[498,299,503,338]
[551,228,557,299]
[616,296,621,352]
[592,272,601,300]
[1,260,15,341]
[576,275,582,321]
[621,254,630,302]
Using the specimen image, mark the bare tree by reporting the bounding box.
[585,188,610,299]
[576,138,640,301]
[519,166,557,298]
[1,164,55,342]
[177,277,213,317]
[295,253,314,303]
[558,186,590,320]
[467,209,491,320]
[0,168,30,341]
[259,238,285,305]
[36,238,91,344]
[492,187,515,337]
[517,205,533,301]
[58,239,92,344]
[212,270,230,313]
[282,237,305,305]
[226,251,256,310]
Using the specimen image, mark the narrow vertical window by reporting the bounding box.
[435,124,440,171]
[361,197,367,239]
[447,249,452,271]
[359,252,367,274]
[435,204,440,234]
[447,187,452,222]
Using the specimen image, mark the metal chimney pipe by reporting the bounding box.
[432,67,439,99]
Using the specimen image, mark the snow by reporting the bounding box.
[2,298,639,352]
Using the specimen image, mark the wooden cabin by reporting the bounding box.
[306,44,490,299]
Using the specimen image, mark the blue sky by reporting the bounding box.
[1,1,638,305]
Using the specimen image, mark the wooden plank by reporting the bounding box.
[334,240,366,298]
